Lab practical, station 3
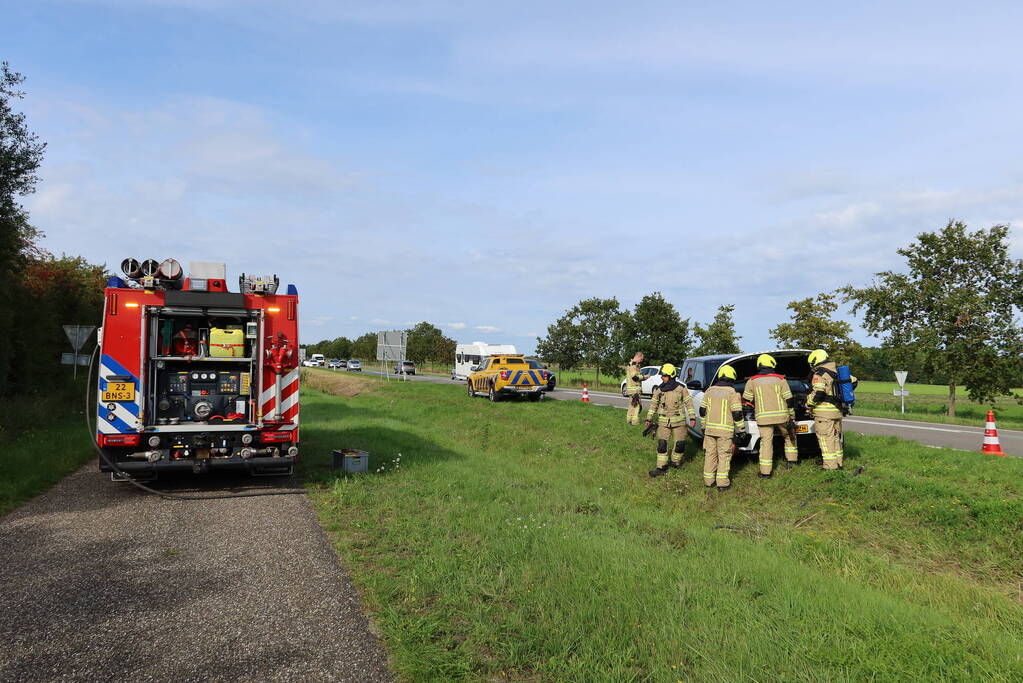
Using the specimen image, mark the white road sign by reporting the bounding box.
[63,324,96,352]
[894,370,908,387]
[376,330,407,362]
[893,389,909,397]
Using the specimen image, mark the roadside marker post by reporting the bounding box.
[981,410,1007,456]
[581,383,590,403]
[894,370,909,413]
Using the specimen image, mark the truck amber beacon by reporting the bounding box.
[96,258,300,478]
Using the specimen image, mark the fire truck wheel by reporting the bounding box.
[488,383,500,402]
[467,381,475,398]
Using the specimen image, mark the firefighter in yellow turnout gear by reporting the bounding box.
[645,363,696,477]
[806,349,855,470]
[742,353,797,477]
[699,364,745,490]
[624,352,645,425]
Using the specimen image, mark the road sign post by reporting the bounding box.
[63,324,96,380]
[376,330,408,382]
[894,370,909,413]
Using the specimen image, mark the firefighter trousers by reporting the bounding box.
[655,423,687,468]
[757,424,797,475]
[702,434,733,488]
[815,416,843,469]
[626,393,643,425]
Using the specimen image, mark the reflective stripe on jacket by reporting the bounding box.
[701,385,743,437]
[741,374,793,425]
[624,362,643,395]
[807,360,843,418]
[646,384,695,425]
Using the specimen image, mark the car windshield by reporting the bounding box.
[527,359,545,369]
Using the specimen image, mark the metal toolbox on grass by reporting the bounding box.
[332,449,369,473]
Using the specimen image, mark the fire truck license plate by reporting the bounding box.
[103,382,135,402]
[795,424,809,434]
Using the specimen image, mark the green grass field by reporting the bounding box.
[301,370,1023,681]
[854,381,1023,430]
[0,378,96,516]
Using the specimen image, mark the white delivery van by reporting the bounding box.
[452,341,517,380]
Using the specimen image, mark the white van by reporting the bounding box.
[451,342,517,380]
[310,353,325,366]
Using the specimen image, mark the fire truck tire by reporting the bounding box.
[488,383,500,402]
[467,381,475,398]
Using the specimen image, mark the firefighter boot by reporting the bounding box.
[669,439,686,468]
[651,439,669,477]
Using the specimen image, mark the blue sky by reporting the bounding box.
[8,0,1023,355]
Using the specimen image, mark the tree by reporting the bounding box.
[0,62,46,215]
[621,292,692,366]
[536,315,583,371]
[1,63,48,394]
[536,298,627,384]
[329,336,352,360]
[842,221,1023,415]
[406,321,454,365]
[769,293,860,362]
[692,304,741,356]
[351,332,376,360]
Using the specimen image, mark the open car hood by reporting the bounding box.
[716,349,813,381]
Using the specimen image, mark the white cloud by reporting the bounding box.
[445,322,466,329]
[475,325,500,333]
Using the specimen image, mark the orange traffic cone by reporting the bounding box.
[981,410,1007,456]
[581,383,590,403]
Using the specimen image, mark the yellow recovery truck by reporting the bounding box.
[467,354,547,402]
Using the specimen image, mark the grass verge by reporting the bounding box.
[0,377,95,516]
[301,373,1023,681]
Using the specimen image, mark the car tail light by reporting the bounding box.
[541,370,548,380]
[500,370,509,380]
[261,430,292,443]
[99,434,141,447]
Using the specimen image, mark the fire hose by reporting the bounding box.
[84,345,308,500]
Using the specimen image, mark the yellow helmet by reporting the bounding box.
[659,363,677,377]
[717,364,737,380]
[756,353,777,368]
[808,349,828,365]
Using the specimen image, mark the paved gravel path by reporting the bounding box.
[0,460,392,682]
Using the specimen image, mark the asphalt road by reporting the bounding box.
[365,370,1023,457]
[0,463,392,682]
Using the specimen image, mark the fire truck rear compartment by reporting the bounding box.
[104,305,297,473]
[149,309,257,426]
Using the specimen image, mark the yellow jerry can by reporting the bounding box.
[209,328,246,357]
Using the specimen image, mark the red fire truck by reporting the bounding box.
[96,258,300,478]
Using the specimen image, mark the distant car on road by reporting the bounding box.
[346,360,362,372]
[327,359,344,369]
[526,358,557,391]
[394,361,416,375]
[302,359,319,367]
[619,365,664,397]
